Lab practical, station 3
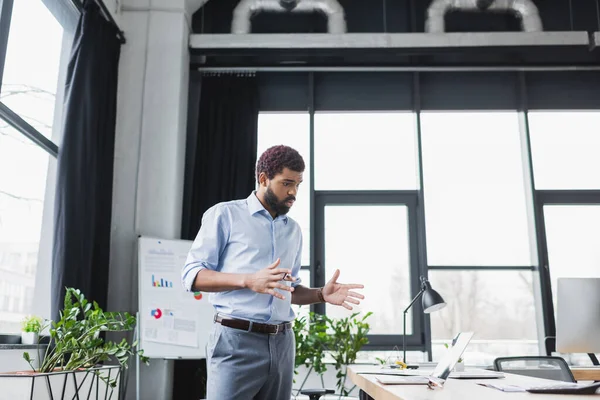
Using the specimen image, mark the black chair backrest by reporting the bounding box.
[493,356,576,383]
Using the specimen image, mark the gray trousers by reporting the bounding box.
[206,322,295,400]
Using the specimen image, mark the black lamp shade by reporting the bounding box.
[422,287,447,313]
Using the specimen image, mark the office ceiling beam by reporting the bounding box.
[190,31,589,53]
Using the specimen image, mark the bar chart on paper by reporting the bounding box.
[152,275,174,288]
[138,237,214,359]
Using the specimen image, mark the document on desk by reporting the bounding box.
[375,375,430,385]
[477,382,526,392]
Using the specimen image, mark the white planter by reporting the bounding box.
[21,332,39,345]
[0,365,121,400]
[453,361,465,372]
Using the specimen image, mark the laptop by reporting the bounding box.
[374,332,503,386]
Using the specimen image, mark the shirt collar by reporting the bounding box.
[247,191,265,216]
[247,191,288,223]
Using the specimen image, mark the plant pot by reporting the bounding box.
[0,365,121,400]
[453,361,465,372]
[21,332,39,345]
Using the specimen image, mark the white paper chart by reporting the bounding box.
[138,236,214,359]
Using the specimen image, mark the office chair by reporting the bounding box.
[298,389,335,399]
[494,356,576,383]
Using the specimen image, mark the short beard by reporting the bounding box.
[264,186,292,216]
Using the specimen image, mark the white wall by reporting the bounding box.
[0,347,44,373]
[109,1,205,399]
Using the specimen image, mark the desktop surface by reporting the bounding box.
[348,366,600,400]
[571,366,600,382]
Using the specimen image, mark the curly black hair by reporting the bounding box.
[256,145,305,183]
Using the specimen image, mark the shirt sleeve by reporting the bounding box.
[181,205,230,292]
[291,231,303,288]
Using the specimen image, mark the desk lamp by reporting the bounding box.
[403,276,447,364]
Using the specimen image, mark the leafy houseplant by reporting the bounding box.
[293,312,329,393]
[293,311,372,397]
[326,312,372,397]
[22,288,148,389]
[21,315,43,345]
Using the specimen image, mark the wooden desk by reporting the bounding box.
[572,367,600,381]
[348,366,599,400]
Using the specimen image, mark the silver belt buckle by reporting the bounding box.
[270,324,280,335]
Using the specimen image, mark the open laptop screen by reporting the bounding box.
[430,332,474,381]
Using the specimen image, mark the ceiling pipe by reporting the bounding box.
[186,0,211,16]
[426,0,543,33]
[231,0,346,34]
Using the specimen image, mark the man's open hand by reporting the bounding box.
[244,258,296,300]
[322,269,364,310]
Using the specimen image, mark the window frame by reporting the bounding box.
[532,190,600,340]
[257,73,552,358]
[0,0,73,333]
[313,191,423,349]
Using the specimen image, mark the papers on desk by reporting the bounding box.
[477,382,527,392]
[378,368,430,376]
[478,381,600,394]
[374,367,504,379]
[375,375,430,385]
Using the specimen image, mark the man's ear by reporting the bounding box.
[258,172,268,188]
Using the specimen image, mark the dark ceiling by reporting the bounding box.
[190,0,600,68]
[193,0,600,34]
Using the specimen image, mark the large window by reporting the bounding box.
[257,112,310,266]
[421,112,537,360]
[529,111,600,357]
[529,112,600,190]
[322,203,413,335]
[0,125,53,331]
[311,112,422,348]
[543,205,600,299]
[254,71,600,365]
[314,112,418,190]
[421,112,531,267]
[257,112,311,321]
[0,0,69,333]
[429,270,538,363]
[1,0,64,140]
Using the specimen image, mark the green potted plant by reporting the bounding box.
[293,312,329,396]
[326,312,372,397]
[293,311,372,398]
[0,287,148,400]
[20,315,44,345]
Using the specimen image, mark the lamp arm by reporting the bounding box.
[403,288,425,315]
[402,288,425,363]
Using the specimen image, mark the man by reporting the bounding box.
[181,145,364,400]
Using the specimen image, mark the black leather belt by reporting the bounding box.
[214,315,292,335]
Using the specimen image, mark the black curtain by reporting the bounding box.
[181,74,259,240]
[176,74,259,400]
[52,0,121,320]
